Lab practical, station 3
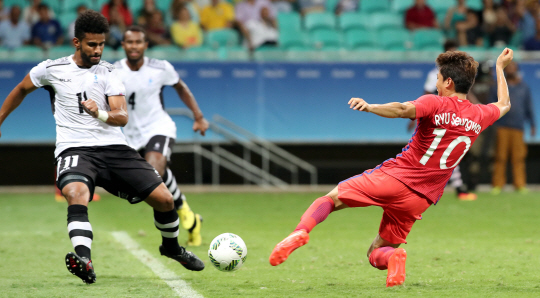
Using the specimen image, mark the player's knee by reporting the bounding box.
[156,191,174,212]
[62,184,90,203]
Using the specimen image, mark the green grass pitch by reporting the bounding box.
[1,191,539,297]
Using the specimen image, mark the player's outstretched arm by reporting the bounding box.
[0,74,38,138]
[80,96,128,127]
[348,97,416,119]
[173,79,209,136]
[491,48,513,119]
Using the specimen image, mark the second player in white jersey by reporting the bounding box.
[30,56,127,157]
[114,57,179,151]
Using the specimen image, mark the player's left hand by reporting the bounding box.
[81,98,99,118]
[348,97,371,112]
[193,117,209,136]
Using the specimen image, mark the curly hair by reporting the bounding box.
[436,51,479,94]
[74,10,109,41]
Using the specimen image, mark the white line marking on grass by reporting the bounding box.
[111,231,203,298]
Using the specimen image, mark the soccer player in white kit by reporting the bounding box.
[114,26,209,246]
[0,11,204,284]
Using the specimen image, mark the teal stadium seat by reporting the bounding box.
[369,12,403,31]
[48,45,75,59]
[127,0,145,14]
[3,0,25,7]
[344,29,376,49]
[205,29,239,48]
[310,29,342,49]
[467,0,483,11]
[156,0,173,12]
[412,29,444,50]
[277,12,301,31]
[427,0,453,14]
[377,28,410,50]
[391,0,415,14]
[95,0,109,11]
[304,12,337,31]
[325,0,340,13]
[339,12,369,32]
[58,12,77,32]
[62,0,94,12]
[279,30,307,49]
[359,0,390,13]
[10,46,44,61]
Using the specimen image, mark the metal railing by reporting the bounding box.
[167,108,317,187]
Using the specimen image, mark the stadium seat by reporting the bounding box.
[95,0,109,11]
[127,0,144,14]
[224,46,250,61]
[391,0,414,14]
[205,29,240,48]
[338,12,369,32]
[3,0,24,8]
[467,0,483,11]
[427,0,453,14]
[10,46,45,61]
[344,29,375,49]
[412,29,444,50]
[42,0,60,14]
[151,45,181,52]
[48,45,75,59]
[310,29,342,49]
[304,12,337,31]
[277,12,301,32]
[156,0,173,12]
[254,48,286,61]
[58,12,77,31]
[369,12,403,31]
[325,0,340,13]
[279,29,307,49]
[377,28,410,50]
[359,0,390,13]
[61,0,92,13]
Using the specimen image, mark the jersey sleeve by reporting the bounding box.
[161,61,180,86]
[28,61,49,88]
[409,94,440,119]
[105,69,126,96]
[482,104,502,128]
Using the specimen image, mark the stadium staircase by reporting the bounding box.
[167,108,318,187]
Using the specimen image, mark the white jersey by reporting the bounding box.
[424,67,438,94]
[29,55,127,157]
[113,57,180,150]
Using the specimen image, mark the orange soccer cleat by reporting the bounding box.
[457,192,477,201]
[386,248,407,287]
[269,230,309,266]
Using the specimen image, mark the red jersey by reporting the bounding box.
[379,95,500,204]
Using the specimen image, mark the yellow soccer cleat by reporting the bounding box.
[178,201,195,230]
[187,214,202,247]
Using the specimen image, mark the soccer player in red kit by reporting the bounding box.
[269,48,514,287]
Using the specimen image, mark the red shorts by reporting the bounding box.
[338,168,431,244]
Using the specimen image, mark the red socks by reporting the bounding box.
[294,196,335,233]
[369,246,396,270]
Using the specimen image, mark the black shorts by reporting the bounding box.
[56,145,163,204]
[138,135,175,162]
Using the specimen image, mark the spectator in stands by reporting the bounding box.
[145,10,171,47]
[455,9,483,46]
[0,0,9,21]
[31,4,62,49]
[67,5,88,40]
[524,17,540,50]
[335,0,358,16]
[244,6,278,49]
[444,0,469,32]
[23,0,55,25]
[171,0,200,24]
[518,0,539,43]
[106,3,128,49]
[483,0,497,29]
[200,0,235,31]
[485,6,515,47]
[137,0,159,26]
[405,0,438,30]
[298,0,325,15]
[102,0,133,27]
[0,5,30,50]
[272,0,295,14]
[170,6,202,48]
[236,0,275,50]
[490,61,535,195]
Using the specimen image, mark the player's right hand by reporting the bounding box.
[81,98,99,118]
[496,48,513,69]
[348,97,371,112]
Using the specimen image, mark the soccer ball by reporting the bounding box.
[208,233,247,272]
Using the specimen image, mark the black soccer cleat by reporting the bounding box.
[65,252,96,284]
[159,245,205,271]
